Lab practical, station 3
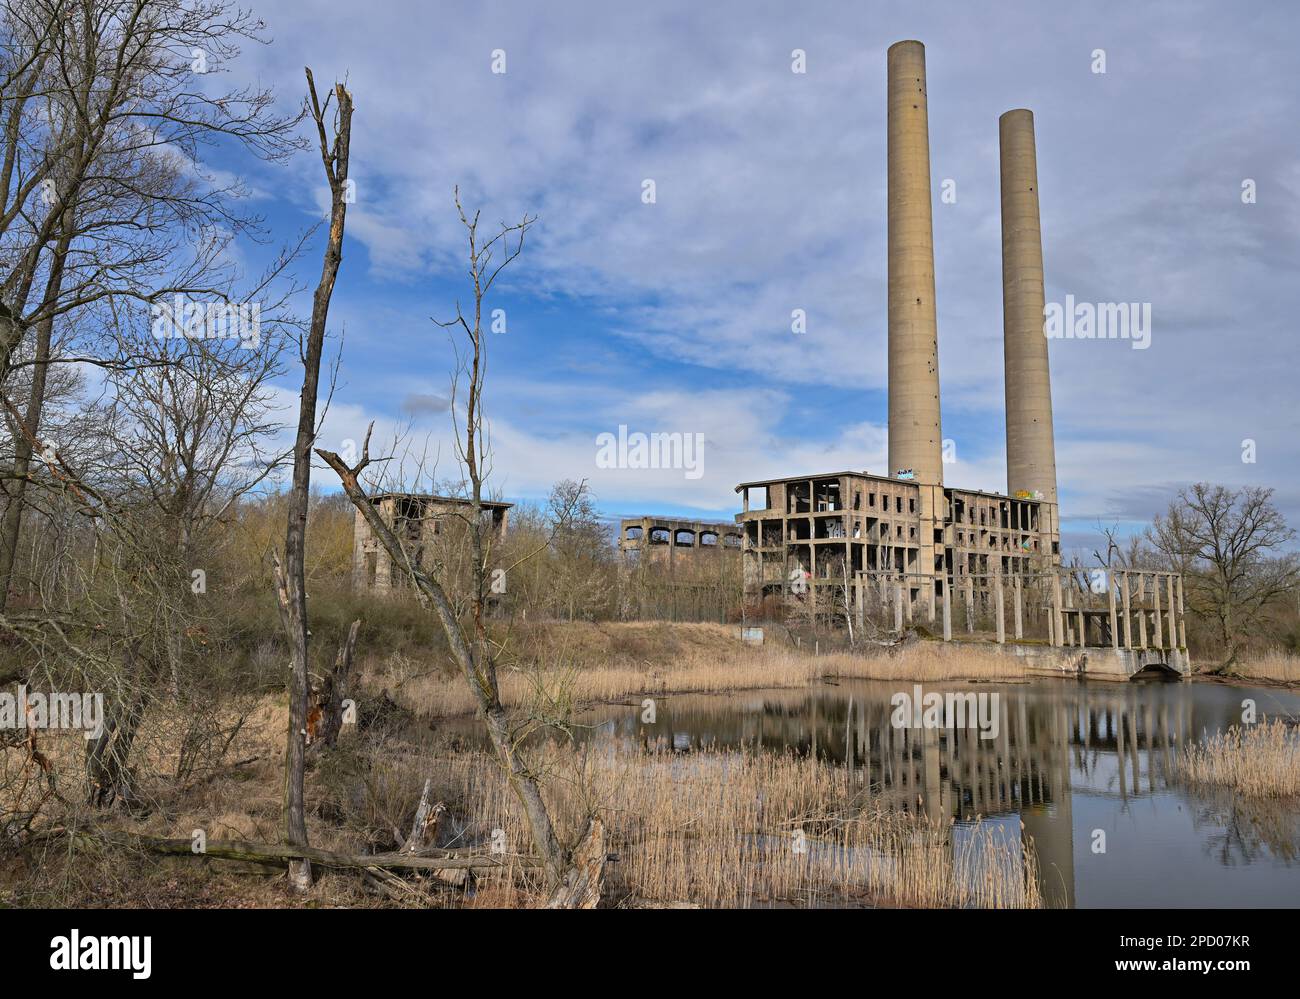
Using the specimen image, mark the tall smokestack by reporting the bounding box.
[887,40,943,486]
[999,109,1058,506]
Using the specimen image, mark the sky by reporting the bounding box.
[206,0,1300,556]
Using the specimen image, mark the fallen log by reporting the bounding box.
[42,827,542,873]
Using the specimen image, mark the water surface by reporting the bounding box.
[514,676,1300,907]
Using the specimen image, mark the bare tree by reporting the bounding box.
[319,190,588,891]
[273,67,351,892]
[1091,521,1151,573]
[547,479,610,621]
[1147,483,1299,668]
[0,0,305,611]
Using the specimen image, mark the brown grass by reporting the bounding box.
[383,625,1025,720]
[1180,720,1300,797]
[447,742,1040,908]
[1229,651,1300,685]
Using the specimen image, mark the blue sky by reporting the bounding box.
[204,0,1300,556]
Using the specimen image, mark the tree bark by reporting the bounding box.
[44,828,539,872]
[314,618,360,750]
[0,225,71,611]
[278,71,353,892]
[543,816,606,909]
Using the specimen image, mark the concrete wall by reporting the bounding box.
[963,639,1191,681]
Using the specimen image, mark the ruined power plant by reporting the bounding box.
[722,40,1187,678]
[728,40,1059,610]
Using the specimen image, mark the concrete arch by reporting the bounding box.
[1130,662,1182,681]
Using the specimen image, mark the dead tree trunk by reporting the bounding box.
[544,817,606,909]
[316,190,589,897]
[311,617,360,751]
[278,70,353,892]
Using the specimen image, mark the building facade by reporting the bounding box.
[352,493,511,593]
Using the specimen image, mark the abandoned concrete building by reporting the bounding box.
[730,40,1187,677]
[736,473,1057,606]
[616,516,743,622]
[617,516,742,565]
[352,493,510,592]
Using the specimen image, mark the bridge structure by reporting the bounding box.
[848,566,1190,679]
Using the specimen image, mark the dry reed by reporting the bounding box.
[1180,720,1300,797]
[392,638,1025,720]
[1231,651,1300,685]
[449,743,1040,908]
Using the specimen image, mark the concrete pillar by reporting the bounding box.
[887,40,943,486]
[1176,575,1186,649]
[1152,576,1164,649]
[1051,573,1064,648]
[999,109,1058,506]
[964,574,975,634]
[1121,571,1132,649]
[941,577,952,641]
[995,579,1005,644]
[1108,571,1119,650]
[1166,574,1177,650]
[1137,575,1148,649]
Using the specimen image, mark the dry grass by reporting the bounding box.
[387,627,1025,720]
[447,742,1040,908]
[1230,651,1300,685]
[1180,720,1300,797]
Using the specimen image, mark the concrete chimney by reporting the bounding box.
[887,40,943,486]
[999,109,1058,506]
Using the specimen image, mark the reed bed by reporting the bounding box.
[449,743,1040,908]
[1180,720,1300,798]
[1231,651,1300,684]
[394,641,1025,720]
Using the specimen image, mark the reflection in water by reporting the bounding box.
[546,678,1300,908]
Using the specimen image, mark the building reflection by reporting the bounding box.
[598,681,1227,908]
